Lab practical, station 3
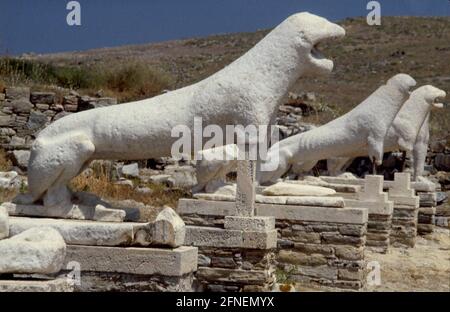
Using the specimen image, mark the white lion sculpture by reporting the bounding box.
[20,13,345,216]
[325,85,446,180]
[257,74,417,184]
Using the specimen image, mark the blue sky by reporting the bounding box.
[0,0,449,55]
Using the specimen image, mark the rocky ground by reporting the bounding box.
[365,229,450,292]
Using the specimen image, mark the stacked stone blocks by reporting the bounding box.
[0,86,116,153]
[388,173,420,248]
[344,175,393,253]
[178,198,369,290]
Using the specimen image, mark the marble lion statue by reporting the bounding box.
[19,12,345,213]
[257,73,417,184]
[324,85,446,180]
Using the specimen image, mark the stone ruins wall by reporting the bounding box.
[0,86,116,168]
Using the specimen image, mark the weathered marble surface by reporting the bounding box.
[326,85,446,179]
[0,227,66,274]
[0,277,74,292]
[64,245,198,277]
[258,74,417,184]
[262,182,336,196]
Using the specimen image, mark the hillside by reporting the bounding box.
[15,16,450,139]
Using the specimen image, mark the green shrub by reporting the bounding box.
[51,66,93,89]
[0,57,171,101]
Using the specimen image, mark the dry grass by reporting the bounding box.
[0,188,18,204]
[0,149,17,203]
[70,168,190,215]
[0,149,12,172]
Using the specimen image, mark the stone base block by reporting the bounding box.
[196,267,270,285]
[178,199,368,225]
[71,272,194,292]
[417,224,434,234]
[6,192,128,222]
[178,198,368,291]
[345,199,393,215]
[285,179,362,193]
[9,206,185,247]
[9,216,139,246]
[224,216,275,231]
[276,218,367,290]
[366,213,391,253]
[0,276,74,292]
[185,226,277,249]
[194,247,276,292]
[64,245,198,277]
[391,206,418,248]
[320,177,437,193]
[418,207,436,234]
[435,205,450,228]
[418,192,437,207]
[389,196,420,208]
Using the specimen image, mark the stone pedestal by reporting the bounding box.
[345,175,393,253]
[181,153,277,291]
[235,160,256,217]
[63,245,197,291]
[0,277,74,292]
[184,216,277,292]
[435,204,450,229]
[321,176,437,193]
[275,209,368,290]
[178,198,369,290]
[388,173,420,248]
[417,192,436,234]
[321,175,439,236]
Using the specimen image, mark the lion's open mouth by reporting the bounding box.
[311,42,324,60]
[433,96,445,108]
[308,31,345,73]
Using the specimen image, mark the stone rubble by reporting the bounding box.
[0,226,66,274]
[387,173,420,248]
[0,171,23,191]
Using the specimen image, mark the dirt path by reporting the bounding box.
[365,228,450,292]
